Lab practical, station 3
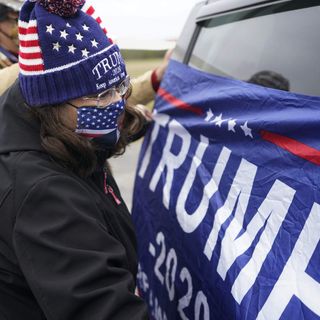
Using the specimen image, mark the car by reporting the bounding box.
[174,0,320,97]
[133,1,320,319]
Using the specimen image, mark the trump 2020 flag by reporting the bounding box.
[132,60,320,320]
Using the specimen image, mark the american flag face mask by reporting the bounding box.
[74,99,125,146]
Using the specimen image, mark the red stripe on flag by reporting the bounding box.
[96,17,102,24]
[20,40,39,47]
[158,88,203,115]
[86,5,95,16]
[19,51,42,59]
[80,133,104,138]
[19,26,37,34]
[19,62,44,72]
[103,27,108,34]
[261,130,320,166]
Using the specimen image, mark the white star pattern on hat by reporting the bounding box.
[68,44,76,54]
[76,33,83,41]
[91,39,99,48]
[46,24,55,34]
[82,24,90,31]
[53,42,61,51]
[38,20,112,65]
[60,30,68,39]
[81,48,89,58]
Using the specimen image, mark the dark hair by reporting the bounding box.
[29,99,146,178]
[247,70,290,91]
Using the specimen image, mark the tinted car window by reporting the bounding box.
[189,1,320,96]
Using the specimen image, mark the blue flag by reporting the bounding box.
[132,60,320,320]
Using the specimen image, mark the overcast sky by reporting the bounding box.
[91,0,201,48]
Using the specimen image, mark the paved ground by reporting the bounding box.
[109,139,143,211]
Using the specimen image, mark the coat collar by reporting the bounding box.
[0,80,43,154]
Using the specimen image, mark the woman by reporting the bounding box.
[0,0,149,319]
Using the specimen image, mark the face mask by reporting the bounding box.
[75,99,125,148]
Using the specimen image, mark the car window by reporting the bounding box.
[189,1,320,97]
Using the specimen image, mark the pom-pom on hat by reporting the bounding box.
[18,0,127,107]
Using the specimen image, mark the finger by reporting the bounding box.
[4,59,12,67]
[0,59,12,67]
[144,110,154,121]
[0,60,8,68]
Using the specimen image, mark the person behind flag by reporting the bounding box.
[247,70,290,92]
[0,0,150,319]
[0,2,20,68]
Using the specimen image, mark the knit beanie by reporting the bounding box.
[18,0,127,107]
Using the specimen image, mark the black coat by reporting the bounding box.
[0,82,149,320]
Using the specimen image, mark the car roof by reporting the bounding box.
[198,0,287,21]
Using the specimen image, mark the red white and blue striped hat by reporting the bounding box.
[18,0,127,107]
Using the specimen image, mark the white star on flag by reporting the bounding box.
[82,24,90,31]
[52,42,61,52]
[60,29,68,39]
[46,24,55,34]
[76,33,83,41]
[68,44,76,54]
[66,23,71,28]
[91,39,99,48]
[212,113,224,127]
[82,48,89,58]
[205,109,214,122]
[228,119,237,132]
[240,121,253,138]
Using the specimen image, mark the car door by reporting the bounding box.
[133,1,320,319]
